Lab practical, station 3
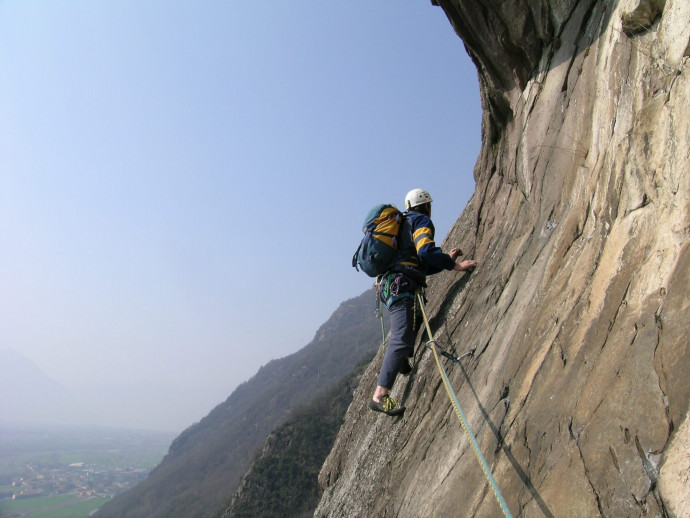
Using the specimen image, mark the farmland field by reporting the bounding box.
[0,494,109,517]
[0,426,175,518]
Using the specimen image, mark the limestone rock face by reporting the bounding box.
[317,1,689,516]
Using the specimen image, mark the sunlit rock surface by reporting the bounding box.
[317,0,689,516]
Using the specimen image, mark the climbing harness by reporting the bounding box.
[377,272,416,309]
[416,291,513,518]
[374,273,420,346]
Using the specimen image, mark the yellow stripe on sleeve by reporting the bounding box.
[413,227,434,251]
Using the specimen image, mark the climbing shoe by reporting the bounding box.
[369,395,405,416]
[399,359,412,375]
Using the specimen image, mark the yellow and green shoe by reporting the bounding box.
[369,395,405,416]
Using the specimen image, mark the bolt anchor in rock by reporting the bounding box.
[426,340,476,363]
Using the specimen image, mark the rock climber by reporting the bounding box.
[369,188,478,416]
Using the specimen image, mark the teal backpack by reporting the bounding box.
[352,204,403,277]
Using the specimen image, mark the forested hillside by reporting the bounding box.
[219,354,373,518]
[95,289,385,518]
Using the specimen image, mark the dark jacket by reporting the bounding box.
[392,210,456,285]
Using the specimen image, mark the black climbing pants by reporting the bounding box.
[377,296,415,389]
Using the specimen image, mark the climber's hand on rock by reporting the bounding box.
[453,260,477,272]
[449,248,463,260]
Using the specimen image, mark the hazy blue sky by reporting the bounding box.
[1,1,480,430]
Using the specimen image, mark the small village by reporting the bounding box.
[1,461,148,502]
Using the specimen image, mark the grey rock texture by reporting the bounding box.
[317,0,688,516]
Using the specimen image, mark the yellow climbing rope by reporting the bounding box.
[416,292,513,518]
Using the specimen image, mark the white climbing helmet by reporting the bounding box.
[404,189,433,210]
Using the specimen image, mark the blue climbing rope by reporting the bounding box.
[416,292,513,518]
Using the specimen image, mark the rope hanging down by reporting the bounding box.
[416,292,513,518]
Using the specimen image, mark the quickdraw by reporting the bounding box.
[427,340,476,364]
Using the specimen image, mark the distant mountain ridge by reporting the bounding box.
[0,349,95,427]
[95,288,385,518]
[0,349,221,432]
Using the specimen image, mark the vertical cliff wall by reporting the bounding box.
[317,0,688,516]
